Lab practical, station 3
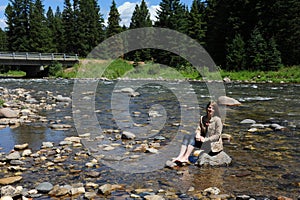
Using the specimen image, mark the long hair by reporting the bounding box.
[206,101,220,117]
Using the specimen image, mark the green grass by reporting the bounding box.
[0,70,26,77]
[220,66,300,83]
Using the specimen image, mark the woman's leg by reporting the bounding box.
[173,135,195,162]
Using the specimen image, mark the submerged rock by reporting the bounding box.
[217,96,241,106]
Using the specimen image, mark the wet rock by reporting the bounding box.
[145,148,158,154]
[42,142,53,148]
[99,184,123,195]
[55,95,72,102]
[86,171,100,178]
[0,176,23,185]
[144,194,164,200]
[203,187,220,195]
[14,143,29,150]
[0,185,20,197]
[0,108,18,118]
[217,96,241,106]
[236,194,251,199]
[197,151,232,166]
[22,149,32,157]
[240,119,256,124]
[0,196,13,200]
[71,186,85,196]
[251,124,265,129]
[64,136,81,143]
[36,182,53,193]
[48,185,70,197]
[277,196,293,200]
[10,160,25,165]
[121,131,136,140]
[85,191,97,199]
[6,151,21,160]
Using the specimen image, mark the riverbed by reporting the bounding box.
[0,78,299,199]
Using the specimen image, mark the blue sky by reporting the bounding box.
[0,0,192,30]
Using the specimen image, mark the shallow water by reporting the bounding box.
[0,79,299,198]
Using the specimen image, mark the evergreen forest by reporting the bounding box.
[0,0,299,72]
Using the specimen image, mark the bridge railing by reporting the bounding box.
[0,52,79,61]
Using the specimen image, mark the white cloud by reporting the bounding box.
[118,1,138,27]
[0,18,6,30]
[117,1,160,27]
[149,5,160,22]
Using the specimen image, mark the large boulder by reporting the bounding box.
[0,108,18,118]
[197,151,232,166]
[217,96,241,106]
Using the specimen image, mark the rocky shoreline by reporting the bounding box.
[0,85,297,200]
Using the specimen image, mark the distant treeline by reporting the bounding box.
[0,0,299,71]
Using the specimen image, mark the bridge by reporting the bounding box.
[0,52,79,77]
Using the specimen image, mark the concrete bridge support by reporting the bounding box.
[22,66,48,78]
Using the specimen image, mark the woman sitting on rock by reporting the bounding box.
[172,101,223,164]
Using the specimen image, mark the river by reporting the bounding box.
[0,78,299,199]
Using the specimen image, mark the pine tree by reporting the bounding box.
[247,26,268,70]
[0,28,8,51]
[106,0,122,38]
[188,0,206,45]
[62,0,75,53]
[128,0,152,61]
[226,33,246,71]
[47,6,64,53]
[5,0,32,51]
[29,0,53,52]
[77,0,105,56]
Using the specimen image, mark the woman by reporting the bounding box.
[172,101,223,164]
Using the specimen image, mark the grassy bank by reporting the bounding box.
[1,60,299,83]
[65,60,298,83]
[220,66,300,83]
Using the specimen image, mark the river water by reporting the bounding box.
[0,78,299,199]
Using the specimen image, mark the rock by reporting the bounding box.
[277,196,293,200]
[10,160,25,165]
[42,142,53,148]
[221,134,233,143]
[203,187,220,195]
[236,194,251,199]
[6,151,21,160]
[217,96,241,106]
[165,160,177,168]
[0,185,19,197]
[0,176,23,185]
[86,171,100,178]
[14,143,29,150]
[121,131,136,140]
[240,119,256,124]
[36,182,53,193]
[247,128,257,132]
[144,194,164,200]
[55,95,72,102]
[0,108,18,118]
[22,149,32,157]
[223,77,231,83]
[99,184,123,195]
[145,148,158,154]
[250,124,265,129]
[197,151,232,166]
[0,196,13,200]
[85,192,97,199]
[71,187,85,196]
[64,137,81,143]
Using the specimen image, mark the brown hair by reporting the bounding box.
[206,101,220,117]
